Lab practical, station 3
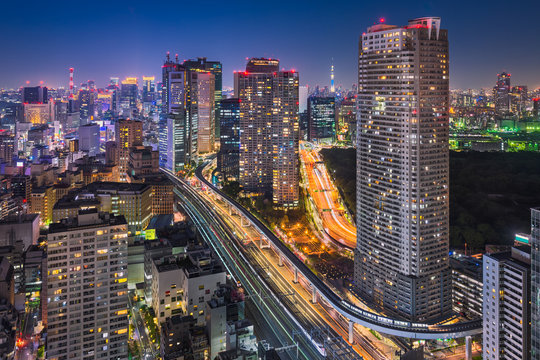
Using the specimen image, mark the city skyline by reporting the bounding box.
[2,1,540,90]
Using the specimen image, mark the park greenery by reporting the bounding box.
[320,148,540,252]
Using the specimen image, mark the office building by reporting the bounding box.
[165,68,189,173]
[0,214,40,251]
[483,245,531,360]
[494,72,511,114]
[0,131,14,164]
[115,119,143,181]
[46,210,129,360]
[183,58,223,139]
[23,102,54,124]
[78,123,100,156]
[307,95,336,142]
[128,145,159,178]
[119,77,138,113]
[354,17,451,322]
[29,186,55,225]
[190,71,215,154]
[235,58,299,208]
[159,54,183,168]
[22,86,48,104]
[218,98,240,181]
[142,76,156,103]
[78,89,95,124]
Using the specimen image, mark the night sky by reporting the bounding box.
[2,0,539,90]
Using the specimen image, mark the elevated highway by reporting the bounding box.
[192,164,482,340]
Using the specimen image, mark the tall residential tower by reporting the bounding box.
[235,58,299,208]
[354,17,451,322]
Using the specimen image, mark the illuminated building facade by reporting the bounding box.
[235,58,299,208]
[115,119,143,181]
[190,71,215,154]
[494,72,511,114]
[355,17,451,322]
[483,245,531,360]
[119,77,138,114]
[532,208,540,359]
[307,95,336,142]
[46,210,128,360]
[142,76,156,103]
[218,98,240,181]
[183,58,223,139]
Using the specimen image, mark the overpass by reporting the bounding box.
[190,164,482,341]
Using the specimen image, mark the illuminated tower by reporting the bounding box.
[355,17,451,322]
[330,60,335,93]
[494,72,511,114]
[69,67,74,95]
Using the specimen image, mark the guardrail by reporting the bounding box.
[192,164,483,340]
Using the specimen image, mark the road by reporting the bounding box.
[300,143,356,249]
[167,171,329,360]
[128,294,157,359]
[192,164,483,339]
[198,189,386,359]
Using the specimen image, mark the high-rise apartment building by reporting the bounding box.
[115,119,143,181]
[531,208,540,358]
[483,245,531,360]
[218,98,241,182]
[355,17,451,322]
[235,58,299,208]
[46,210,128,360]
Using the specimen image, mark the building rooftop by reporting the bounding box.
[48,210,126,234]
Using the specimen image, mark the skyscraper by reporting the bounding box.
[235,58,299,208]
[531,208,540,358]
[119,77,138,115]
[165,69,189,173]
[115,119,143,181]
[142,76,156,103]
[307,95,336,143]
[189,71,215,154]
[355,17,451,322]
[159,54,183,168]
[22,86,48,104]
[183,58,223,139]
[494,72,511,114]
[46,210,128,360]
[218,98,241,181]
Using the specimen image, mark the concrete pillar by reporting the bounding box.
[311,286,317,303]
[348,321,354,344]
[278,256,283,267]
[465,336,472,360]
[293,268,298,283]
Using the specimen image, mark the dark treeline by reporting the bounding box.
[320,148,540,251]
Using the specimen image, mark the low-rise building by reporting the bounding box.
[450,254,483,319]
[483,245,531,360]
